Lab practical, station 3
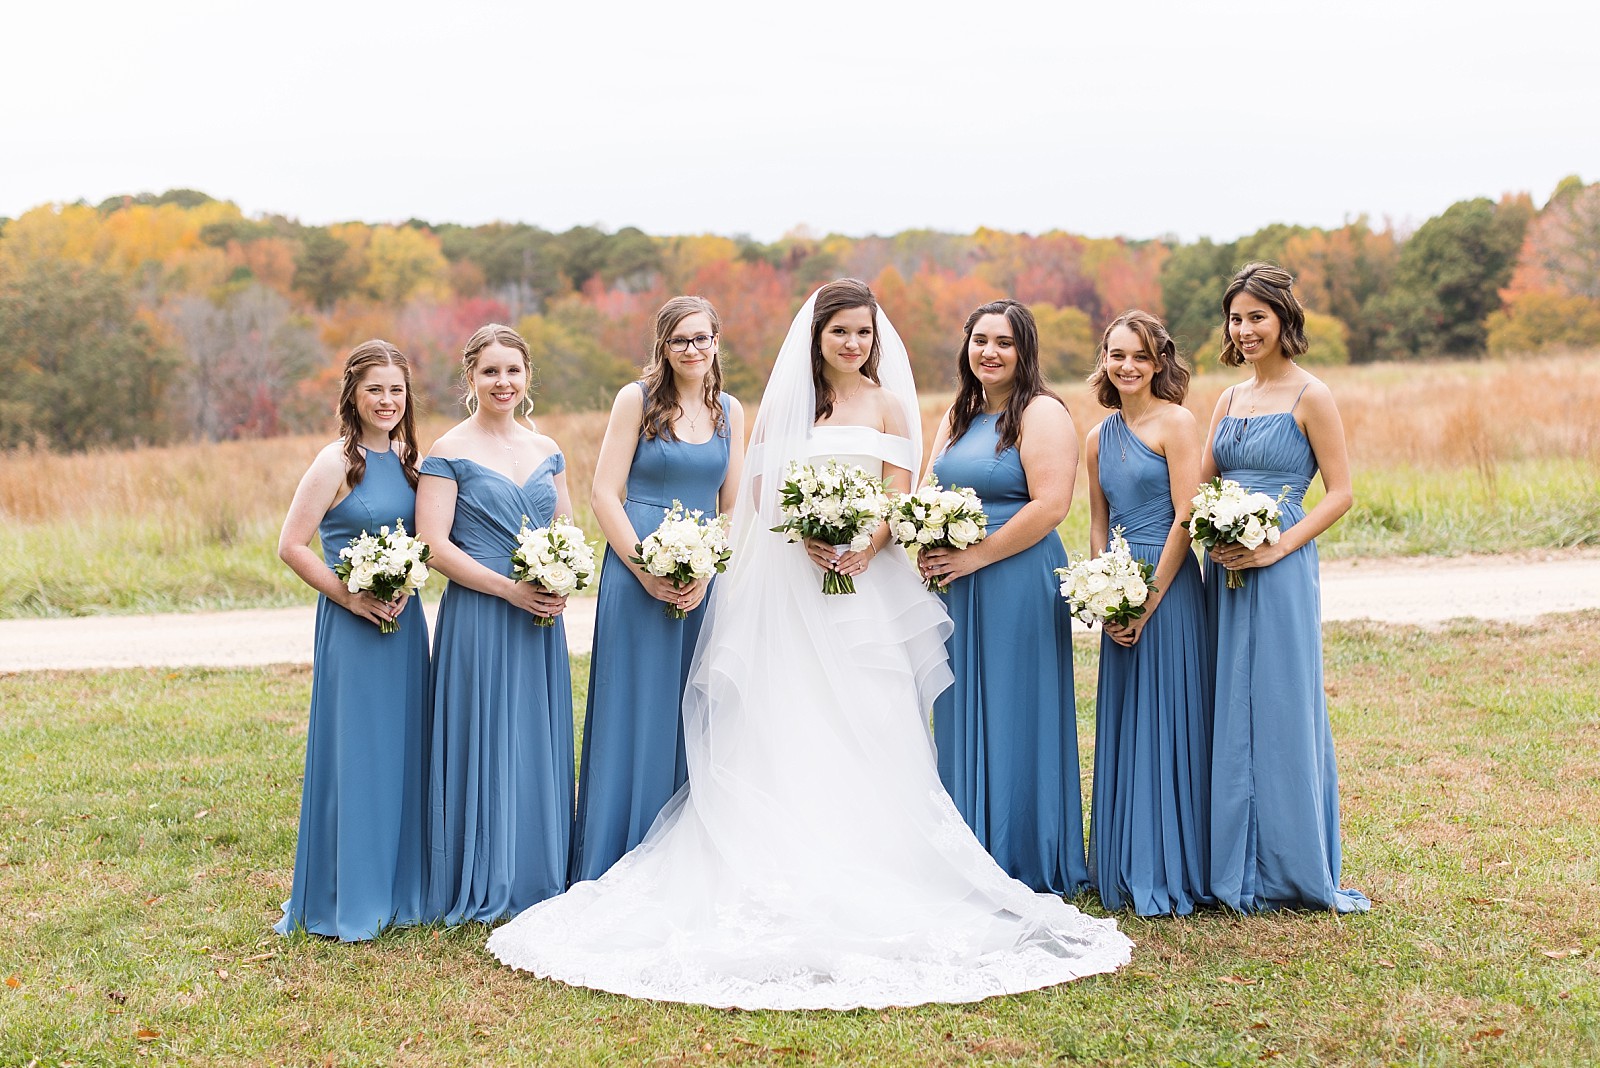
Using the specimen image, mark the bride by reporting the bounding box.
[487,279,1131,1009]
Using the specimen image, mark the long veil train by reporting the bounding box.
[486,289,1131,1009]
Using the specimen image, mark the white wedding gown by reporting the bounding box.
[486,424,1132,1009]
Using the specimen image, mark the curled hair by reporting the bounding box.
[810,278,883,423]
[641,295,727,441]
[1219,261,1309,366]
[337,339,420,490]
[460,323,534,417]
[948,299,1061,454]
[1089,309,1191,408]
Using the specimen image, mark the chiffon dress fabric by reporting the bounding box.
[1205,391,1370,914]
[930,412,1089,896]
[275,447,429,940]
[569,384,732,884]
[485,293,1131,1009]
[1088,413,1214,916]
[422,452,575,925]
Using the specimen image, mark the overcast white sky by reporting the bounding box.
[4,0,1596,242]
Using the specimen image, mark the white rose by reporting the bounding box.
[1237,516,1267,550]
[688,547,716,575]
[948,518,980,547]
[1123,577,1148,604]
[849,533,872,552]
[543,562,577,595]
[1265,526,1281,545]
[916,526,938,545]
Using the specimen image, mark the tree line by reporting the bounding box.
[1,179,1595,451]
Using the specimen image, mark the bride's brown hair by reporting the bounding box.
[641,296,727,441]
[810,278,883,423]
[337,340,420,490]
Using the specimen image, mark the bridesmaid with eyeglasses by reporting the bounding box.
[569,296,745,884]
[1200,262,1369,914]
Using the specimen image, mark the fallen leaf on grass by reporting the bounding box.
[193,810,209,820]
[5,975,19,988]
[214,969,229,981]
[142,895,160,907]
[1249,1022,1268,1030]
[1259,1051,1280,1060]
[107,990,127,1004]
[1376,959,1396,969]
[242,952,275,963]
[1217,975,1259,986]
[1472,1028,1505,1040]
[398,1032,423,1052]
[1541,948,1582,959]
[135,1029,161,1041]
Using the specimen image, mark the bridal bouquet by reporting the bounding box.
[1055,527,1156,628]
[630,501,733,619]
[334,521,432,634]
[1186,477,1288,589]
[512,515,597,625]
[888,477,988,593]
[771,458,890,595]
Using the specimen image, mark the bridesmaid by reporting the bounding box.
[919,299,1088,896]
[569,296,745,883]
[1201,262,1369,913]
[1084,311,1213,916]
[274,340,428,939]
[416,323,576,924]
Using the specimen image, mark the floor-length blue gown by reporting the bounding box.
[1090,413,1213,916]
[931,412,1088,896]
[423,452,574,924]
[1206,394,1370,913]
[276,447,429,940]
[569,389,731,883]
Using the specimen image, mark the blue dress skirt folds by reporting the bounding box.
[276,447,430,940]
[422,453,575,925]
[1205,405,1369,913]
[930,412,1088,896]
[570,388,732,883]
[1089,413,1213,916]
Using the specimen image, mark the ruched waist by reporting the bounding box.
[1108,497,1175,546]
[460,553,515,579]
[1221,469,1310,506]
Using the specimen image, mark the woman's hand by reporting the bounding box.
[1103,594,1158,648]
[1208,540,1288,572]
[505,580,569,620]
[637,571,708,613]
[917,545,985,585]
[341,589,406,628]
[804,538,876,579]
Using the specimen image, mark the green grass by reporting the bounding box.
[6,456,1593,619]
[4,619,1598,1066]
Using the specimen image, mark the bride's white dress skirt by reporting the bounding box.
[486,427,1131,1009]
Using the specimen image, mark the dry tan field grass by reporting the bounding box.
[1,354,1595,616]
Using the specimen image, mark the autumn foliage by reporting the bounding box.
[0,178,1593,451]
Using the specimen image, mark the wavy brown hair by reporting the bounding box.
[1219,261,1309,366]
[337,339,420,490]
[460,323,534,417]
[810,278,883,423]
[948,299,1061,454]
[641,295,727,442]
[1089,309,1191,408]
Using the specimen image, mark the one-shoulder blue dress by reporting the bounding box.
[1090,413,1213,915]
[422,452,575,924]
[276,447,430,940]
[1206,393,1370,913]
[931,413,1088,896]
[570,387,731,883]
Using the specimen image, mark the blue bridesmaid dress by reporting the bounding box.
[931,412,1088,896]
[423,452,575,924]
[1089,414,1213,916]
[1205,389,1370,913]
[569,387,731,884]
[276,447,429,940]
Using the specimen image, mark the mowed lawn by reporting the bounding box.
[2,616,1598,1067]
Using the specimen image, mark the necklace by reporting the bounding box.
[481,424,521,467]
[681,402,708,436]
[1119,403,1155,463]
[835,376,865,406]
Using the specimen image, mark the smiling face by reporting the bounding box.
[967,312,1018,394]
[1102,323,1158,400]
[354,363,408,437]
[664,310,718,384]
[819,305,875,378]
[1228,292,1284,363]
[471,341,529,414]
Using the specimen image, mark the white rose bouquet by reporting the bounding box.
[629,500,733,619]
[512,514,597,625]
[334,521,432,634]
[1186,477,1289,589]
[770,458,890,595]
[1055,526,1156,628]
[887,476,988,593]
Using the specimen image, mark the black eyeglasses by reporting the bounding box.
[666,334,716,354]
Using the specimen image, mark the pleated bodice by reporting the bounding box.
[418,453,564,576]
[1098,414,1175,548]
[318,448,416,567]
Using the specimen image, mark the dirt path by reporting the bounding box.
[2,551,1598,673]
